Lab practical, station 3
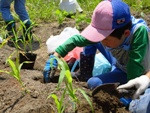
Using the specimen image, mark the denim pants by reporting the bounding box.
[84,43,127,89]
[1,0,30,23]
[129,88,150,113]
[0,0,1,12]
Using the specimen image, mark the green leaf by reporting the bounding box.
[55,10,61,15]
[59,89,66,112]
[6,59,19,80]
[0,70,10,74]
[58,70,65,87]
[50,94,61,113]
[65,70,72,84]
[78,88,94,113]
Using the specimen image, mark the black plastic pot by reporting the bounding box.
[19,52,37,69]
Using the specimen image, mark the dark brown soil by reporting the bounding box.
[0,11,150,113]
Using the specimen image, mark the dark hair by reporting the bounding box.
[110,21,132,39]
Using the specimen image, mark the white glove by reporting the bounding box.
[117,75,150,99]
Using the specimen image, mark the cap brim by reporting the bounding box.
[81,24,114,42]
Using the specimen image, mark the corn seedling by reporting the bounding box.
[48,89,66,113]
[0,51,29,93]
[48,57,94,112]
[4,15,23,51]
[19,20,40,54]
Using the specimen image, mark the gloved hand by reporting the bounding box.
[117,75,150,99]
[43,55,57,83]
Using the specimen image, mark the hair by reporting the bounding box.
[110,21,132,39]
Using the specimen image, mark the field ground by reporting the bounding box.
[0,11,150,113]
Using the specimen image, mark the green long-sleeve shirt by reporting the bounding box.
[55,26,150,80]
[55,35,96,57]
[127,26,149,80]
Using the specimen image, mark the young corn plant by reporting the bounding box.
[48,89,66,113]
[19,20,40,54]
[48,57,94,113]
[4,14,24,50]
[0,51,29,93]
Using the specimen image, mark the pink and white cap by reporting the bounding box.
[81,0,131,42]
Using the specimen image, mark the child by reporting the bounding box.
[43,0,150,109]
[0,0,32,41]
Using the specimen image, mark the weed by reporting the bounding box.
[71,14,91,30]
[0,0,146,24]
[55,10,69,25]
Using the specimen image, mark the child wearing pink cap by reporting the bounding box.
[43,0,150,112]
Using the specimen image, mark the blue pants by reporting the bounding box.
[0,0,1,12]
[1,0,30,23]
[129,88,150,113]
[84,43,127,89]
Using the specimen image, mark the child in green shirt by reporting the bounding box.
[43,0,150,105]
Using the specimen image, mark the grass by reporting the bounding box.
[0,0,150,27]
[26,0,150,23]
[27,0,63,22]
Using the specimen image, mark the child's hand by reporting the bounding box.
[117,75,150,99]
[43,55,57,83]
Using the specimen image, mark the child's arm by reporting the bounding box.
[117,26,150,99]
[146,71,150,79]
[55,34,96,58]
[127,26,149,80]
[43,34,97,83]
